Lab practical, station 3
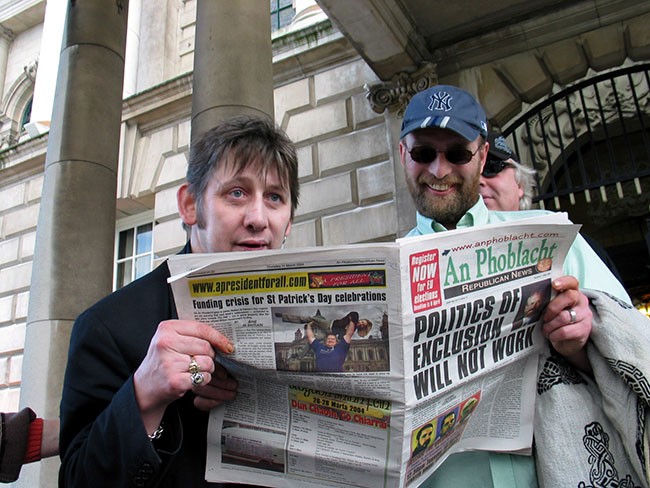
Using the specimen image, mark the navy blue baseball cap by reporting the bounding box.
[487,132,519,162]
[400,85,488,141]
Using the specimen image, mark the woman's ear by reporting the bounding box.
[177,184,198,226]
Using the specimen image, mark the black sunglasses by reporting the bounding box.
[407,145,481,165]
[482,159,512,178]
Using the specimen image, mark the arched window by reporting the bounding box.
[20,97,32,133]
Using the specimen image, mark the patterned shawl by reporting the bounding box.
[535,290,650,488]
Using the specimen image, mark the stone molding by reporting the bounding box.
[364,63,437,116]
[0,25,15,42]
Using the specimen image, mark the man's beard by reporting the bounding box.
[407,172,481,228]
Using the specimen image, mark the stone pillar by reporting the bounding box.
[191,0,274,142]
[365,63,438,237]
[289,0,326,30]
[0,26,14,102]
[26,0,67,136]
[123,0,141,97]
[17,2,130,487]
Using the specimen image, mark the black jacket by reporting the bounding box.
[59,245,251,487]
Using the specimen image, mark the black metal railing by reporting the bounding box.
[504,63,650,209]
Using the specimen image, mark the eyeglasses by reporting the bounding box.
[407,145,481,165]
[482,159,512,178]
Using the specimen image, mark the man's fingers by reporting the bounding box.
[552,275,579,292]
[192,378,239,411]
[166,320,235,355]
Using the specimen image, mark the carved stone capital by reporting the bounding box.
[1,131,18,149]
[23,59,38,84]
[0,25,15,43]
[364,63,438,116]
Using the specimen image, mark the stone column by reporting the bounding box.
[17,2,129,487]
[289,0,326,30]
[26,0,67,136]
[123,0,141,97]
[365,63,438,237]
[191,0,274,142]
[0,25,14,103]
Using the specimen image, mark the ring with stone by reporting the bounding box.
[568,308,577,324]
[191,371,205,387]
[188,356,200,375]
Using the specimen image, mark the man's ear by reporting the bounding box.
[284,221,292,239]
[398,141,407,167]
[479,140,489,174]
[177,183,198,226]
[517,185,525,202]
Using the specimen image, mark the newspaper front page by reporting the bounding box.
[167,213,580,487]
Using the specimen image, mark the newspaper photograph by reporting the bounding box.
[167,212,580,487]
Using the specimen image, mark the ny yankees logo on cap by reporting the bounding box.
[400,85,488,141]
[428,92,453,112]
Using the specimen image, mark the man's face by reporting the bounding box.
[441,412,456,434]
[524,292,542,317]
[325,334,337,347]
[479,159,523,211]
[186,159,292,253]
[417,426,433,447]
[400,128,486,229]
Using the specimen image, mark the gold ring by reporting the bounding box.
[188,356,200,375]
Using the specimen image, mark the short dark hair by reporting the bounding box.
[416,423,433,441]
[186,115,300,228]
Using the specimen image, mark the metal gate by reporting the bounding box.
[502,63,650,307]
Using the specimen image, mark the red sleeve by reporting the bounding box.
[24,418,43,463]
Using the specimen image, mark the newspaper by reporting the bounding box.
[167,213,580,487]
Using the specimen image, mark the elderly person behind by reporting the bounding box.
[479,130,622,280]
[479,131,536,211]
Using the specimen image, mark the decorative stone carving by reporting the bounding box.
[0,132,18,150]
[364,63,437,116]
[23,59,38,84]
[0,25,15,43]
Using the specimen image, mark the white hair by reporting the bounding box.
[510,160,537,210]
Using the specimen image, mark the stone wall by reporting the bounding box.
[0,139,45,410]
[120,55,395,267]
[3,24,41,92]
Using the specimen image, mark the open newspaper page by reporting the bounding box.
[168,213,579,487]
[169,244,407,488]
[398,213,579,485]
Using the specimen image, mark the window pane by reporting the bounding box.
[279,8,294,27]
[115,216,154,289]
[21,98,33,131]
[135,255,151,280]
[270,0,294,30]
[116,261,132,289]
[136,223,153,254]
[118,229,134,259]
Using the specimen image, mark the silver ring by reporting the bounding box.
[188,356,200,375]
[568,308,577,324]
[191,371,205,387]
